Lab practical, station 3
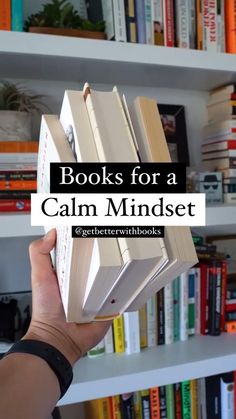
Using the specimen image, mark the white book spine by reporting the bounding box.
[77,0,88,19]
[194,267,201,335]
[146,295,157,347]
[112,0,127,42]
[175,0,190,48]
[104,326,114,354]
[0,153,37,163]
[220,0,225,53]
[144,0,153,44]
[203,0,217,52]
[101,0,115,40]
[180,271,189,341]
[123,311,140,354]
[220,376,234,419]
[164,283,174,345]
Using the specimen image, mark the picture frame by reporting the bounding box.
[206,234,236,276]
[157,104,190,165]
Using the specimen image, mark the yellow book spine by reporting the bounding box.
[113,315,125,353]
[190,379,198,419]
[111,395,121,419]
[139,304,147,348]
[133,391,142,419]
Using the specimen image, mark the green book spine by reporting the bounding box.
[166,384,175,419]
[173,276,180,341]
[181,381,191,419]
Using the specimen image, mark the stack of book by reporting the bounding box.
[37,83,197,323]
[85,371,235,419]
[0,140,38,212]
[202,84,236,204]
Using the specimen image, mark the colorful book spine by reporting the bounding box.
[0,0,11,30]
[180,271,189,341]
[200,263,209,334]
[133,391,142,419]
[189,0,196,49]
[147,295,157,347]
[113,315,125,353]
[135,0,146,43]
[0,199,31,212]
[150,387,160,419]
[124,0,137,43]
[164,282,174,344]
[188,268,195,336]
[174,383,182,419]
[11,0,23,31]
[139,303,148,348]
[123,311,140,354]
[157,288,165,345]
[194,267,201,334]
[208,260,222,335]
[173,276,180,341]
[190,380,198,419]
[0,141,38,152]
[159,385,167,418]
[151,0,164,45]
[196,0,203,49]
[225,0,236,53]
[144,0,152,44]
[163,0,175,47]
[0,179,37,190]
[220,372,234,419]
[220,260,227,331]
[166,384,175,419]
[181,380,191,419]
[0,171,37,181]
[202,0,218,52]
[85,397,112,419]
[198,378,207,419]
[111,395,121,419]
[141,389,150,419]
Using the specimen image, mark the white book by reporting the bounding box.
[179,271,189,341]
[123,311,140,354]
[112,0,127,42]
[203,0,218,52]
[164,283,174,345]
[0,152,37,163]
[104,326,114,354]
[83,83,168,318]
[101,0,115,40]
[144,0,152,44]
[220,374,234,419]
[175,0,190,49]
[146,295,157,347]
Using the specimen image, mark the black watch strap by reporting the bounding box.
[3,339,73,399]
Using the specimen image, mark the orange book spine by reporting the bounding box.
[150,387,160,419]
[0,179,37,190]
[0,0,11,30]
[0,141,38,153]
[196,0,203,50]
[225,0,236,53]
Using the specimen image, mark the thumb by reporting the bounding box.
[29,229,57,285]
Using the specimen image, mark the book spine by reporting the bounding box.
[205,374,221,418]
[175,0,190,48]
[113,315,125,353]
[144,0,153,44]
[203,0,218,51]
[112,0,127,41]
[123,311,140,354]
[220,372,234,419]
[135,0,146,43]
[150,387,160,419]
[87,339,105,358]
[111,395,121,419]
[133,391,142,419]
[164,283,174,344]
[216,0,225,52]
[166,384,175,419]
[0,199,31,212]
[0,153,38,163]
[174,383,182,419]
[188,268,195,336]
[180,271,189,341]
[0,190,33,199]
[181,380,191,419]
[139,303,148,348]
[159,386,167,418]
[0,171,37,180]
[234,371,236,418]
[146,295,157,347]
[208,260,222,335]
[151,0,165,45]
[104,326,114,354]
[198,378,207,419]
[141,389,150,419]
[173,276,180,341]
[225,0,236,53]
[0,0,11,30]
[0,141,38,153]
[220,260,227,331]
[163,0,175,47]
[157,288,165,345]
[189,0,196,49]
[124,0,137,43]
[196,0,203,49]
[0,179,37,190]
[101,0,115,40]
[194,267,201,334]
[200,263,209,334]
[11,0,23,31]
[120,393,135,419]
[190,380,198,419]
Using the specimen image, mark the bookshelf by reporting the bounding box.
[0,30,236,407]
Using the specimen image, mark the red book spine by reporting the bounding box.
[220,260,227,330]
[163,0,175,47]
[0,199,31,212]
[150,387,160,419]
[0,0,11,30]
[174,382,182,419]
[200,263,209,334]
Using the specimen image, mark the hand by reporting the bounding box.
[23,229,111,365]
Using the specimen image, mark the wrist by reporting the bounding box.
[23,320,80,366]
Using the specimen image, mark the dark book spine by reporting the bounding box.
[141,390,150,419]
[159,386,167,418]
[220,260,227,331]
[0,170,37,180]
[124,0,137,43]
[205,374,221,418]
[0,190,34,199]
[174,383,182,419]
[157,288,165,345]
[208,261,222,335]
[120,393,135,419]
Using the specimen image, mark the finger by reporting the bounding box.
[29,229,57,285]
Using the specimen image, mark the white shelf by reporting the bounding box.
[1,31,236,89]
[0,213,43,237]
[58,334,236,405]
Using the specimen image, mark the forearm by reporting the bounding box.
[0,352,60,419]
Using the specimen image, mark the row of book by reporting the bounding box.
[0,0,23,32]
[85,371,235,418]
[0,140,38,212]
[88,254,229,357]
[202,84,236,205]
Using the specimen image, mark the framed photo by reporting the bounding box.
[157,104,190,165]
[206,234,236,276]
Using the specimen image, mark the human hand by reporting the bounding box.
[23,229,111,365]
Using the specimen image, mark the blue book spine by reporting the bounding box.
[135,0,146,43]
[11,0,23,32]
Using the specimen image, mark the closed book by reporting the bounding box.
[133,392,142,419]
[174,383,182,419]
[159,386,167,418]
[139,303,148,348]
[200,263,209,334]
[113,315,125,353]
[101,0,115,40]
[190,380,198,419]
[85,397,112,419]
[120,393,135,419]
[180,271,189,341]
[203,120,236,140]
[225,0,236,53]
[220,372,234,419]
[198,378,207,419]
[202,149,236,159]
[123,311,140,354]
[151,0,165,45]
[135,0,146,43]
[196,0,203,50]
[163,0,175,47]
[0,179,36,190]
[0,198,31,212]
[112,0,127,42]
[0,0,11,30]
[208,84,236,106]
[181,380,191,419]
[0,170,37,181]
[157,288,165,345]
[124,0,137,43]
[220,260,227,331]
[0,153,38,164]
[173,276,180,341]
[0,141,38,152]
[87,339,105,358]
[205,374,221,418]
[203,156,236,171]
[194,267,201,335]
[144,0,152,44]
[175,0,190,48]
[147,295,157,347]
[0,190,33,199]
[164,282,174,344]
[223,192,236,204]
[188,268,195,336]
[150,387,160,419]
[208,260,222,335]
[111,395,121,419]
[104,326,114,354]
[11,0,23,31]
[166,384,174,419]
[202,0,217,52]
[140,389,150,419]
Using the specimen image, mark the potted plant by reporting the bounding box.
[24,0,106,40]
[0,81,45,141]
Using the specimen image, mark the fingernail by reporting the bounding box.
[43,229,55,241]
